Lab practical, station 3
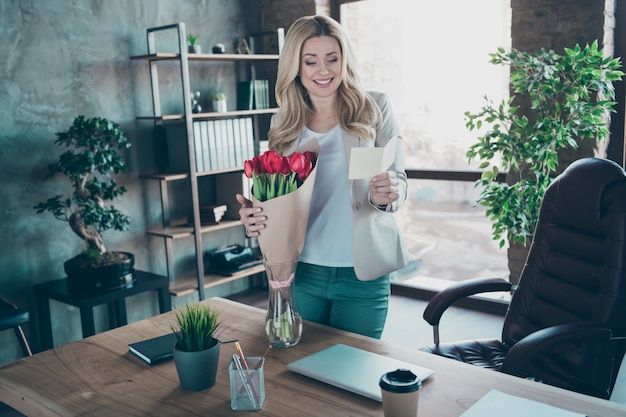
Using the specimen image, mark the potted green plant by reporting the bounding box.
[465,40,623,283]
[187,33,201,54]
[213,92,227,113]
[171,302,222,390]
[33,115,132,293]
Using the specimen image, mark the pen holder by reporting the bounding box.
[229,356,265,411]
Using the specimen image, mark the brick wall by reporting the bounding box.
[511,0,615,165]
[511,0,607,51]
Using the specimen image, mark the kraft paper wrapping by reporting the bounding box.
[250,139,319,278]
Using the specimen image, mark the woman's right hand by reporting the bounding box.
[236,193,266,237]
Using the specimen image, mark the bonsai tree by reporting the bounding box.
[465,40,623,251]
[34,115,131,266]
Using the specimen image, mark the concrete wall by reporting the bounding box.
[0,0,316,365]
[0,0,265,363]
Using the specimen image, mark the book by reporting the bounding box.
[207,120,218,170]
[242,117,254,160]
[232,116,242,167]
[237,81,255,110]
[129,333,178,365]
[225,118,236,168]
[201,121,211,171]
[193,121,204,172]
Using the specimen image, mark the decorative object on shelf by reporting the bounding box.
[236,38,251,54]
[212,43,225,54]
[213,92,227,113]
[171,302,222,391]
[465,40,623,284]
[187,33,201,54]
[187,204,227,226]
[33,115,133,294]
[243,140,319,347]
[191,90,202,113]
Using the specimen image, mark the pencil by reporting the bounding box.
[235,341,249,369]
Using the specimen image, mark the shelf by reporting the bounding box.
[147,219,243,239]
[130,52,280,62]
[136,108,278,122]
[134,23,281,301]
[140,165,244,182]
[169,264,266,297]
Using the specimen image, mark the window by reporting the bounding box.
[340,1,512,287]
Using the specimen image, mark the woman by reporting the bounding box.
[236,15,409,338]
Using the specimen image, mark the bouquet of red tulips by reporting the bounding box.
[243,140,319,347]
[244,149,316,202]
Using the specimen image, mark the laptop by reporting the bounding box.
[286,344,434,402]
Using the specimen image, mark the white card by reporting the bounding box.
[348,137,397,179]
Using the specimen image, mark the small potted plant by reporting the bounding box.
[33,115,132,293]
[187,33,201,54]
[213,92,227,113]
[171,302,222,390]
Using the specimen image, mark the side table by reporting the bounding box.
[35,270,171,351]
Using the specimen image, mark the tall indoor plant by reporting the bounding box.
[465,40,623,282]
[33,115,132,292]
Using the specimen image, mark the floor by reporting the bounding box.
[1,288,623,416]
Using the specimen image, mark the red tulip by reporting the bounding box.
[279,156,291,175]
[297,160,313,181]
[269,151,284,174]
[243,159,254,178]
[289,152,306,173]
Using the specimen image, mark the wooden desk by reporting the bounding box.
[34,270,171,350]
[1,298,625,417]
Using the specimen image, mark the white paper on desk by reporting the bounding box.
[460,389,587,417]
[348,137,397,179]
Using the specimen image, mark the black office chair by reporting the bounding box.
[0,295,32,357]
[421,157,626,399]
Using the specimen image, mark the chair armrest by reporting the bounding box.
[422,277,512,326]
[501,323,612,377]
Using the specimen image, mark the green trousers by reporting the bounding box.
[293,262,390,339]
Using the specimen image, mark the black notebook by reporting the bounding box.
[129,333,178,365]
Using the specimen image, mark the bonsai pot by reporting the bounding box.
[64,251,135,294]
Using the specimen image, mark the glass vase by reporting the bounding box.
[264,260,302,348]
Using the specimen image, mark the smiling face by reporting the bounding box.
[299,35,343,102]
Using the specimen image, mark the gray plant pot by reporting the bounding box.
[173,339,220,391]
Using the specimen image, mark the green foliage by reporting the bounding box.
[466,40,623,248]
[187,34,199,46]
[33,116,131,257]
[172,303,222,352]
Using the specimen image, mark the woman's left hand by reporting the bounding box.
[369,171,400,206]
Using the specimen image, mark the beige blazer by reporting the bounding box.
[275,91,410,281]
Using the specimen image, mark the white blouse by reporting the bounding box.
[297,125,354,267]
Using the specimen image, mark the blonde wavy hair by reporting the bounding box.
[269,15,380,154]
